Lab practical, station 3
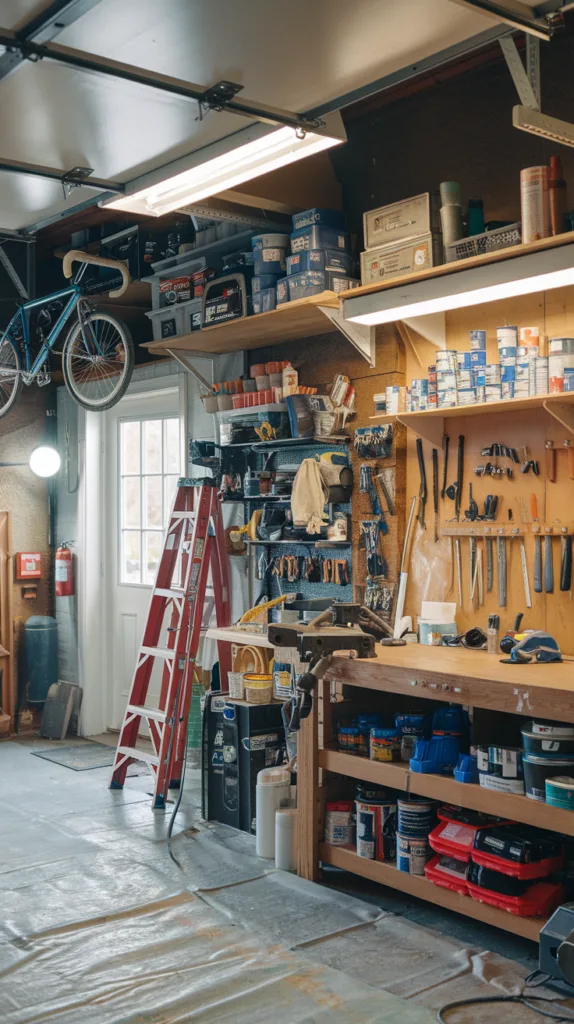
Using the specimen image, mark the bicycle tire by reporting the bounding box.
[62,312,134,411]
[0,334,23,419]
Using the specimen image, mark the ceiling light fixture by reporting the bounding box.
[102,114,345,217]
[343,244,574,326]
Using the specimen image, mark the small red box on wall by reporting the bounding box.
[15,552,42,579]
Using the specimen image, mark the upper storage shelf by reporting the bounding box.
[145,291,340,356]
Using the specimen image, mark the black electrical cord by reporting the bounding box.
[167,732,189,870]
[437,993,574,1022]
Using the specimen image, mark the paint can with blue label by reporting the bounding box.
[397,834,431,875]
[546,776,574,809]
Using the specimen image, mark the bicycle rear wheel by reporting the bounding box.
[0,334,22,419]
[62,312,134,411]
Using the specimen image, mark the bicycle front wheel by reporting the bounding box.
[0,334,22,419]
[62,312,134,411]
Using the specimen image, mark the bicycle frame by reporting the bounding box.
[5,285,81,375]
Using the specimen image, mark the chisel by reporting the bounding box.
[545,533,554,593]
[520,537,532,609]
[432,447,439,542]
[534,534,543,593]
[497,535,507,608]
[416,438,427,530]
[441,435,450,500]
[455,537,463,608]
[486,537,494,592]
[470,536,477,604]
[560,533,573,592]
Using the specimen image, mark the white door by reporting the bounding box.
[104,382,183,731]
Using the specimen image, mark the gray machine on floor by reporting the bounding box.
[539,903,574,993]
[202,693,285,834]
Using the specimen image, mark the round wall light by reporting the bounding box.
[29,445,61,478]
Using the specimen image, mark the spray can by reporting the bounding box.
[521,166,550,243]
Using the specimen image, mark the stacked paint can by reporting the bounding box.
[427,365,438,407]
[521,720,574,802]
[549,338,574,394]
[354,783,397,862]
[397,798,436,875]
[470,330,486,402]
[436,349,457,409]
[477,744,525,795]
[409,378,429,411]
[497,325,517,399]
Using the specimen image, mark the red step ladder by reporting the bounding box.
[110,478,231,808]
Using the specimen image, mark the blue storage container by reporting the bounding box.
[252,287,276,314]
[326,272,360,294]
[276,278,290,304]
[253,249,287,276]
[290,225,350,253]
[288,270,326,300]
[252,274,279,293]
[287,248,354,275]
[292,208,346,231]
[25,615,58,703]
[251,232,290,251]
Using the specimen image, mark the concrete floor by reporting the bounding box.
[0,733,548,1023]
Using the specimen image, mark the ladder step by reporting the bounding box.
[141,646,176,659]
[117,745,159,767]
[126,704,166,723]
[154,587,184,599]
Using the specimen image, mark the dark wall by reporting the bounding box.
[331,25,574,246]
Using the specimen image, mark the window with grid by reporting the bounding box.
[119,417,180,585]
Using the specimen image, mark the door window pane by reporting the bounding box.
[143,420,162,473]
[122,477,141,529]
[119,415,180,585]
[144,476,162,528]
[122,531,141,584]
[164,419,180,473]
[121,420,140,474]
[143,531,162,585]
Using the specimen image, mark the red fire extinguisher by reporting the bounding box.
[55,543,74,597]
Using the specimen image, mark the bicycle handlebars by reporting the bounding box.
[62,249,131,299]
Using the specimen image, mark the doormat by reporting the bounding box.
[31,741,149,773]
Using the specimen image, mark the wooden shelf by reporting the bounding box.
[319,748,574,837]
[144,291,339,356]
[369,394,574,444]
[204,626,273,648]
[320,843,544,943]
[337,228,574,303]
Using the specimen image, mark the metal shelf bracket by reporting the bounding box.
[318,304,375,367]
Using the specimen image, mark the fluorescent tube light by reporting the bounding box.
[344,244,574,326]
[103,115,345,217]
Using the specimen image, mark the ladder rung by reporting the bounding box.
[171,512,195,520]
[126,704,166,723]
[117,745,159,766]
[141,646,175,659]
[154,588,184,599]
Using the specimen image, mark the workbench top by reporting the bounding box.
[325,643,574,720]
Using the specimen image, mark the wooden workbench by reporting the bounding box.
[297,643,574,943]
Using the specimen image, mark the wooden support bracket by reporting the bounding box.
[543,399,574,437]
[397,413,445,447]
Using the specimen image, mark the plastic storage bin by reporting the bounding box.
[146,298,202,340]
[287,248,354,275]
[251,233,290,251]
[252,288,277,314]
[290,225,349,253]
[288,270,327,301]
[327,272,360,293]
[252,274,279,293]
[276,278,290,304]
[292,208,346,231]
[148,256,207,310]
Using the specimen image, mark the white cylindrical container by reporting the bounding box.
[521,166,550,243]
[256,766,291,859]
[275,808,298,871]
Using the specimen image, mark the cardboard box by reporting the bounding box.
[363,193,441,250]
[360,233,442,285]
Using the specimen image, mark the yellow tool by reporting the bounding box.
[254,421,276,442]
[239,594,287,623]
[229,508,262,544]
